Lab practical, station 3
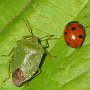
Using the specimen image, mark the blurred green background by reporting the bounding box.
[0,0,90,90]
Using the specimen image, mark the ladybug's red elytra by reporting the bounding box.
[64,21,85,48]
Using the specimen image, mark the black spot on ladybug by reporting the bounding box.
[67,42,69,45]
[71,27,76,30]
[64,32,67,35]
[79,35,83,38]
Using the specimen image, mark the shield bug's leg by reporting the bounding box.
[23,35,31,39]
[36,68,41,76]
[41,35,54,48]
[25,69,41,86]
[3,60,11,83]
[45,50,56,60]
[42,39,49,48]
[33,68,41,78]
[2,47,15,57]
[26,82,30,86]
[2,48,14,82]
[42,38,56,60]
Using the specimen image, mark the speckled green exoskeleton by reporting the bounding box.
[3,20,53,86]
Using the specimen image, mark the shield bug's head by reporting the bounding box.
[12,68,25,86]
[23,19,41,44]
[28,36,40,43]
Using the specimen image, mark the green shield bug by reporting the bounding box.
[3,19,54,86]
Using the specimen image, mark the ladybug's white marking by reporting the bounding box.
[71,35,75,40]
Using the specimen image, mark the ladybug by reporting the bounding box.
[64,21,85,48]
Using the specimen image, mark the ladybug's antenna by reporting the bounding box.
[23,18,33,36]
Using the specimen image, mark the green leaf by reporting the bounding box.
[0,0,90,90]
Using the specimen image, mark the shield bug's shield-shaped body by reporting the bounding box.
[7,20,52,86]
[12,36,45,86]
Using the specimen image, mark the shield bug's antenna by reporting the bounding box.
[23,18,33,36]
[40,35,59,42]
[40,35,54,40]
